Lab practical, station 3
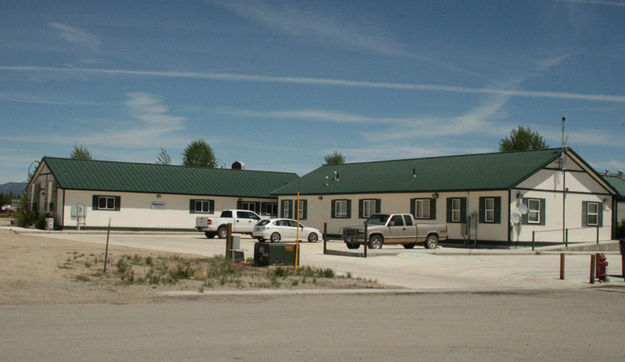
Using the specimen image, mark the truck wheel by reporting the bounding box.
[204,232,216,239]
[307,233,319,243]
[217,226,228,239]
[424,234,438,249]
[256,237,265,242]
[368,235,383,249]
[403,243,416,249]
[345,242,360,249]
[270,232,281,243]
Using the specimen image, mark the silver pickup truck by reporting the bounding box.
[342,213,447,249]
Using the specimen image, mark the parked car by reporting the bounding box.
[195,209,262,238]
[342,213,447,249]
[253,218,322,243]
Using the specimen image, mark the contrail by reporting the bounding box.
[2,65,625,103]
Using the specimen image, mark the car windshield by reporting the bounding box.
[366,214,389,225]
[257,219,270,226]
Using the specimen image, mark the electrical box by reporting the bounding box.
[254,242,299,266]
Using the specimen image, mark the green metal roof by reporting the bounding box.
[274,149,564,195]
[42,157,298,198]
[602,175,625,199]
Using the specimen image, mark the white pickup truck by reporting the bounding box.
[195,209,262,239]
[342,213,447,249]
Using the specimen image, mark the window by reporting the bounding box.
[527,199,541,224]
[446,197,466,223]
[389,215,404,226]
[332,199,351,219]
[411,198,436,220]
[281,200,293,219]
[191,199,214,214]
[521,198,545,225]
[403,215,413,226]
[237,210,260,220]
[416,199,430,219]
[451,199,461,222]
[582,201,602,227]
[479,197,501,224]
[359,199,380,218]
[240,201,257,212]
[92,195,120,211]
[296,200,307,220]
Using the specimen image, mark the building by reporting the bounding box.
[602,173,625,227]
[27,157,297,230]
[273,148,616,245]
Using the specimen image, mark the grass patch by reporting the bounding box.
[60,252,382,290]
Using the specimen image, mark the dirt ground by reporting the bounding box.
[0,230,387,305]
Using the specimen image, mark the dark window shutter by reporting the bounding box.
[288,200,293,219]
[237,200,243,209]
[92,195,99,210]
[430,198,437,220]
[375,199,381,213]
[521,199,529,225]
[331,200,336,219]
[539,199,546,226]
[189,199,195,213]
[210,200,215,214]
[410,198,416,217]
[358,199,364,219]
[494,197,501,224]
[581,201,588,227]
[302,200,307,220]
[479,197,485,223]
[460,198,467,223]
[598,203,603,227]
[346,200,352,218]
[255,202,261,213]
[446,198,452,223]
[280,200,285,218]
[114,196,121,211]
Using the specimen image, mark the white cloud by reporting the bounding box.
[49,23,101,52]
[0,91,95,105]
[1,92,191,149]
[2,65,625,103]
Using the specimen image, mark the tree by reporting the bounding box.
[324,151,346,165]
[71,145,93,160]
[182,139,217,168]
[499,126,548,152]
[156,147,171,165]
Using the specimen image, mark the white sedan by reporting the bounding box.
[253,219,322,243]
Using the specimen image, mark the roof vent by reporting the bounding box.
[232,161,245,170]
[618,170,624,178]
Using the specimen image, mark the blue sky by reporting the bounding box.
[1,0,624,183]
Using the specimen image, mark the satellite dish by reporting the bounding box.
[519,203,528,215]
[510,213,521,225]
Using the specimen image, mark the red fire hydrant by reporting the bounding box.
[597,253,608,282]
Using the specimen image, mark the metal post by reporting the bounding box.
[532,231,535,251]
[363,222,368,258]
[225,223,232,261]
[295,192,300,271]
[323,222,327,255]
[103,218,111,273]
[596,226,599,245]
[589,254,596,284]
[559,253,565,280]
[565,228,568,248]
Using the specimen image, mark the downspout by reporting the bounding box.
[507,189,512,243]
[61,188,66,230]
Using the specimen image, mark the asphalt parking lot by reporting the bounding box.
[25,230,624,292]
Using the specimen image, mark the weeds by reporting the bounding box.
[61,252,376,290]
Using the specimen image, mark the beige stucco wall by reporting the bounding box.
[512,154,613,242]
[280,190,510,240]
[28,163,61,221]
[61,190,272,229]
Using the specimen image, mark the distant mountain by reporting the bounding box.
[0,182,28,195]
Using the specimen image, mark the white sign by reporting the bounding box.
[151,201,166,210]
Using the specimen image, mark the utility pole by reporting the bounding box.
[561,117,567,245]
